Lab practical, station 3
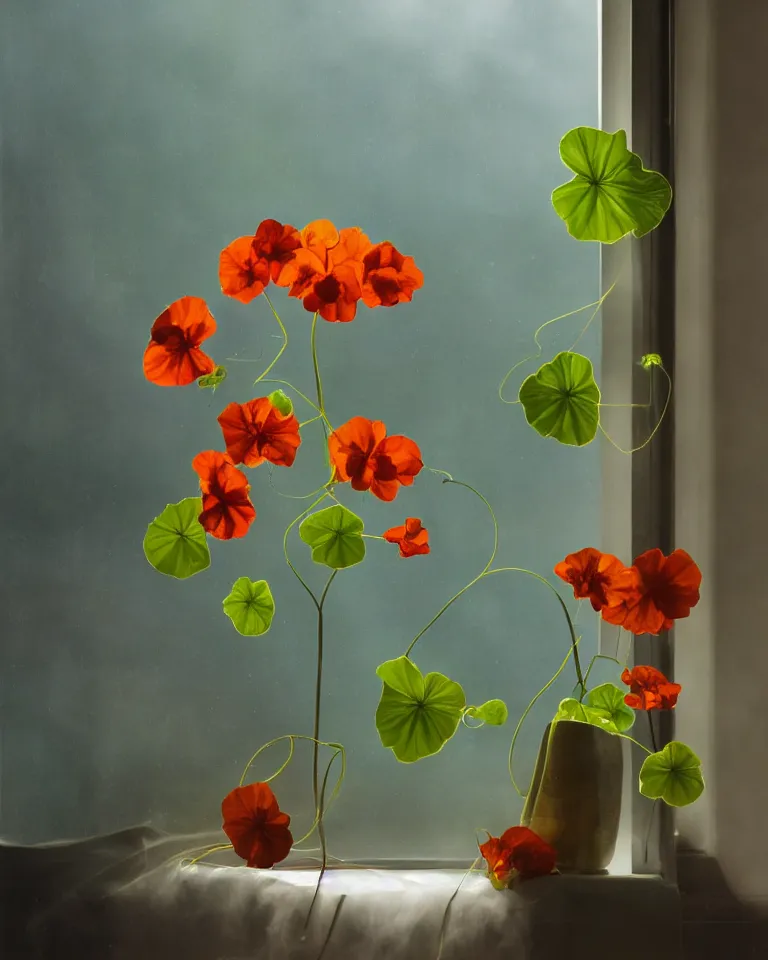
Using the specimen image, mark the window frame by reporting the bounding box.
[600,0,677,879]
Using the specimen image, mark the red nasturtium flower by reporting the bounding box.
[217,397,302,468]
[192,450,256,540]
[219,218,302,303]
[281,220,373,323]
[383,518,430,558]
[602,548,702,635]
[328,416,423,502]
[221,782,293,869]
[361,241,424,308]
[479,826,556,889]
[252,218,303,284]
[621,665,682,711]
[554,547,640,612]
[143,296,217,387]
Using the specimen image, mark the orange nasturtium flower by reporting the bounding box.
[621,665,682,711]
[479,826,556,889]
[217,397,302,468]
[328,416,423,502]
[361,241,424,307]
[383,518,430,558]
[221,782,293,869]
[219,218,302,303]
[281,220,373,323]
[602,548,702,635]
[143,296,217,387]
[554,547,640,612]
[192,450,256,540]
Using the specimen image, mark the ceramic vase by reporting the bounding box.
[520,719,623,873]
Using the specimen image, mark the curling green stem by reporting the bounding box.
[599,363,673,455]
[295,745,347,845]
[436,856,481,960]
[407,564,584,696]
[404,476,498,657]
[300,414,324,428]
[498,284,615,405]
[306,746,341,924]
[615,730,653,755]
[283,493,330,609]
[268,475,333,501]
[253,292,288,384]
[183,843,235,868]
[238,733,345,788]
[312,571,338,873]
[264,737,295,784]
[508,641,577,797]
[259,377,333,431]
[582,653,628,689]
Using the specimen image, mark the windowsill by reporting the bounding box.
[0,826,682,959]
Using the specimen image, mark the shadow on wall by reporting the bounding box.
[677,842,767,960]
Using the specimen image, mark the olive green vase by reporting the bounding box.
[520,719,623,873]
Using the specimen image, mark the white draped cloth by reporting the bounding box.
[0,827,679,959]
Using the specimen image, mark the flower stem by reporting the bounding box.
[310,311,326,421]
[647,710,659,753]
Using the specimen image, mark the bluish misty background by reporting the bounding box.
[0,0,600,858]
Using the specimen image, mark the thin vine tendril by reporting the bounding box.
[507,641,577,797]
[283,494,330,610]
[404,474,498,657]
[498,282,616,405]
[599,362,673,454]
[252,291,289,384]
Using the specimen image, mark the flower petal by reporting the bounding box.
[143,296,217,387]
[219,236,270,303]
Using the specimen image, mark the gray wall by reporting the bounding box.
[0,0,599,859]
[676,0,768,911]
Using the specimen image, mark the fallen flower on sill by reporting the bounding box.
[221,782,293,869]
[479,825,557,889]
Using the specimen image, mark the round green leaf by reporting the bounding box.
[143,497,211,579]
[375,656,466,762]
[222,577,275,636]
[639,741,704,807]
[555,698,589,723]
[198,365,228,389]
[554,698,617,733]
[299,503,365,569]
[466,699,509,726]
[552,127,672,244]
[587,683,636,733]
[518,351,600,446]
[268,388,293,416]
